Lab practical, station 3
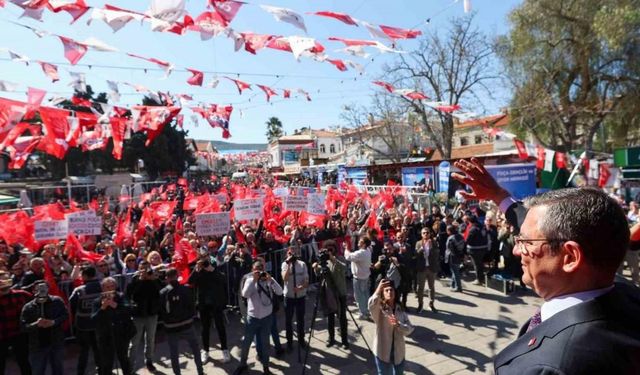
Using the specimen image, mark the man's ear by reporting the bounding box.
[561,241,582,273]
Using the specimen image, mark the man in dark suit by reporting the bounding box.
[453,157,640,375]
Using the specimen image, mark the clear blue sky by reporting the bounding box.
[0,0,522,144]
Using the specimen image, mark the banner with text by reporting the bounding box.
[196,212,231,236]
[306,193,326,215]
[34,220,69,241]
[233,198,264,221]
[284,195,308,212]
[485,163,537,200]
[66,211,103,236]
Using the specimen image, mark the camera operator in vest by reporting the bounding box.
[126,260,162,372]
[159,268,204,375]
[20,281,68,375]
[281,247,309,351]
[69,265,102,375]
[188,257,230,364]
[312,242,349,349]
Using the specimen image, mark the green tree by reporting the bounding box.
[265,117,284,142]
[497,0,640,154]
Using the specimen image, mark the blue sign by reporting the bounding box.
[485,164,537,200]
[345,167,368,185]
[337,166,347,185]
[401,166,434,187]
[282,150,299,165]
[438,161,450,194]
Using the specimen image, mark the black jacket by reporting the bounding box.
[188,266,228,309]
[159,281,196,332]
[20,296,68,351]
[91,293,134,344]
[126,275,162,317]
[466,224,488,251]
[69,279,102,331]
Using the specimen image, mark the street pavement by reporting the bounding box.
[7,274,544,375]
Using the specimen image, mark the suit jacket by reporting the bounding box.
[495,202,640,374]
[415,239,439,273]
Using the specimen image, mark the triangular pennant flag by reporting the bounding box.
[372,81,395,93]
[260,5,306,33]
[38,61,59,82]
[186,68,204,86]
[311,11,357,26]
[286,36,317,60]
[327,58,348,71]
[225,77,251,94]
[257,84,278,102]
[379,25,422,40]
[48,0,90,23]
[555,152,566,169]
[58,36,88,64]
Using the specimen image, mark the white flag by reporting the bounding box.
[68,71,86,93]
[544,150,555,172]
[464,0,472,13]
[146,0,185,24]
[260,5,307,33]
[286,36,316,60]
[0,80,19,92]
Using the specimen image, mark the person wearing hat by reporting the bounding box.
[20,281,68,375]
[0,271,32,375]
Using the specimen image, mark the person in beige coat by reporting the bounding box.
[368,279,414,375]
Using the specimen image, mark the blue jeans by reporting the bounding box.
[375,356,405,375]
[29,342,64,375]
[353,278,370,316]
[450,262,462,291]
[240,315,272,366]
[167,326,203,375]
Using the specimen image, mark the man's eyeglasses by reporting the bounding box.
[514,236,569,256]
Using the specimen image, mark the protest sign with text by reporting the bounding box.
[34,220,69,241]
[306,193,325,215]
[234,198,264,221]
[196,212,231,236]
[284,195,308,212]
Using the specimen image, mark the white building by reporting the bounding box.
[268,129,343,172]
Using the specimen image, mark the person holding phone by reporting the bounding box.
[368,279,414,375]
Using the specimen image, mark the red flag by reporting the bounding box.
[372,81,395,93]
[26,87,46,111]
[555,152,566,169]
[598,164,611,188]
[241,32,274,54]
[48,0,89,23]
[0,211,36,249]
[327,59,348,72]
[126,53,172,70]
[36,107,70,159]
[257,84,278,102]
[514,139,529,160]
[212,0,243,23]
[109,117,127,160]
[33,203,66,221]
[312,11,357,25]
[38,61,59,82]
[435,104,461,113]
[186,68,204,86]
[115,209,132,247]
[283,89,291,98]
[65,233,102,262]
[149,201,177,227]
[58,36,88,64]
[536,146,545,169]
[7,136,40,169]
[404,91,428,100]
[379,25,422,40]
[225,77,251,94]
[327,37,377,46]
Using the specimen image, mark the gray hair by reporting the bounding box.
[524,187,629,273]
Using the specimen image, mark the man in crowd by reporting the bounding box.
[127,260,162,372]
[465,215,488,285]
[345,237,372,320]
[20,281,68,375]
[445,225,466,292]
[0,271,31,375]
[19,257,45,291]
[234,262,283,375]
[281,247,309,351]
[160,268,204,375]
[415,228,439,312]
[312,243,349,349]
[69,266,102,375]
[453,157,640,374]
[189,257,230,364]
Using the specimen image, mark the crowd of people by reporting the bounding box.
[0,162,639,375]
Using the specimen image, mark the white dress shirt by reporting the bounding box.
[540,285,614,322]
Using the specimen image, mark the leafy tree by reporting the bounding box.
[386,15,497,159]
[265,117,284,142]
[497,0,640,154]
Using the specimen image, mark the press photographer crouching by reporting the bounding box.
[312,242,349,349]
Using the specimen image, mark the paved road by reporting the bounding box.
[7,274,545,375]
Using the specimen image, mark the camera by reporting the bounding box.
[286,254,298,264]
[259,271,269,280]
[201,260,211,269]
[102,291,115,300]
[379,255,390,268]
[146,268,154,276]
[318,250,330,263]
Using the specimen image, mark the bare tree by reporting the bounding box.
[387,15,497,159]
[341,92,414,163]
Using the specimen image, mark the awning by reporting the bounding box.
[0,194,19,205]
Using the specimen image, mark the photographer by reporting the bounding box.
[344,238,372,320]
[281,247,309,351]
[91,277,134,375]
[368,279,414,375]
[234,262,283,375]
[373,243,402,298]
[126,260,162,372]
[20,281,68,375]
[188,257,230,364]
[312,245,349,349]
[159,268,204,375]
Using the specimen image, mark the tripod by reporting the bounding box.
[301,271,373,375]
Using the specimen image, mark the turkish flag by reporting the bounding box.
[66,233,102,262]
[110,117,127,160]
[37,107,70,159]
[149,201,177,227]
[372,81,395,93]
[58,36,88,64]
[379,25,422,40]
[327,59,348,72]
[555,152,567,169]
[257,84,278,102]
[514,139,528,160]
[312,11,357,26]
[536,146,545,169]
[186,68,204,86]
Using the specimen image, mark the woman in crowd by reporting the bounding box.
[369,279,414,375]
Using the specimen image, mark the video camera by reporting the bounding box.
[318,249,331,275]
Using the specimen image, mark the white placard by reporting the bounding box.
[234,198,264,221]
[66,212,103,236]
[196,212,231,236]
[284,195,308,212]
[274,187,289,197]
[306,193,325,215]
[34,220,69,241]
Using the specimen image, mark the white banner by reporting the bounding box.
[274,187,289,197]
[34,220,69,241]
[234,198,264,221]
[306,193,325,215]
[66,211,103,236]
[284,195,308,212]
[196,212,231,236]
